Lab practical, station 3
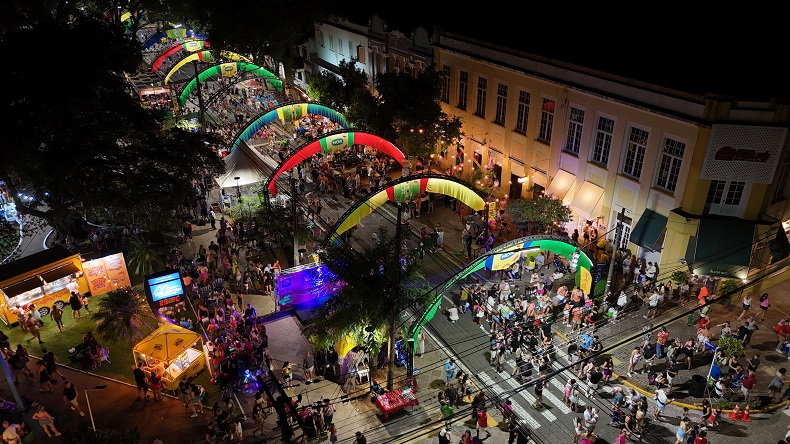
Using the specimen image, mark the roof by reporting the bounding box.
[0,246,77,284]
[215,140,270,188]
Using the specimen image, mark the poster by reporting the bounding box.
[83,253,132,296]
[579,267,592,295]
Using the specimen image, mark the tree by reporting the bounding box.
[92,287,157,344]
[0,12,225,238]
[243,196,309,268]
[507,195,572,234]
[126,235,167,279]
[311,225,432,389]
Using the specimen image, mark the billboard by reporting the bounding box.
[83,253,132,296]
[144,270,185,307]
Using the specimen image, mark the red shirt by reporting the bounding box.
[694,437,708,444]
[742,374,757,389]
[476,410,488,427]
[657,331,670,345]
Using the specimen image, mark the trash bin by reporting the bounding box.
[688,374,706,398]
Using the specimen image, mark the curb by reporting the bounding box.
[553,330,789,414]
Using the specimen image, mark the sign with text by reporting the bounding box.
[700,124,787,183]
[83,253,132,296]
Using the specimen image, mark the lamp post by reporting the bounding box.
[85,385,108,435]
[234,176,241,205]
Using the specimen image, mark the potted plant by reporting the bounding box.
[670,270,687,298]
[717,279,740,308]
[717,336,745,359]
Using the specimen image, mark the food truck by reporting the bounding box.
[0,246,89,326]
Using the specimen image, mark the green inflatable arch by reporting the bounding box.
[178,62,282,107]
[228,101,349,151]
[406,235,594,351]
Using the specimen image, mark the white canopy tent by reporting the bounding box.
[215,140,270,188]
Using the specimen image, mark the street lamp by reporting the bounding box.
[85,385,108,435]
[234,176,241,202]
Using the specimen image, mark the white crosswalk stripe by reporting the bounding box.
[478,371,541,430]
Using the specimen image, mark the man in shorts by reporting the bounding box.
[653,385,674,420]
[303,351,315,384]
[133,362,149,400]
[476,407,492,439]
[62,381,86,416]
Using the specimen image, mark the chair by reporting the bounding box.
[357,367,370,385]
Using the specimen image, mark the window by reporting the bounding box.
[515,91,530,133]
[591,116,614,166]
[440,65,450,103]
[348,41,354,58]
[564,107,585,155]
[475,77,487,117]
[622,127,649,179]
[494,83,507,125]
[328,36,334,51]
[614,211,633,249]
[538,98,555,142]
[724,181,745,205]
[655,137,686,192]
[317,31,324,47]
[457,70,468,110]
[338,38,343,55]
[706,180,726,204]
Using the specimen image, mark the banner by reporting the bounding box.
[579,267,592,295]
[83,253,132,296]
[184,40,203,52]
[391,179,423,203]
[489,251,520,271]
[320,133,349,154]
[220,62,238,77]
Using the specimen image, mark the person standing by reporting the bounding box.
[50,304,65,332]
[69,291,83,319]
[149,370,163,402]
[35,360,53,392]
[62,381,86,417]
[209,209,217,230]
[134,362,150,400]
[653,385,674,421]
[322,399,335,431]
[179,377,191,409]
[475,407,492,439]
[303,351,315,383]
[353,431,367,444]
[418,330,425,357]
[2,421,23,444]
[24,316,43,344]
[444,359,457,388]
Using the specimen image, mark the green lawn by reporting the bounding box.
[1,292,217,400]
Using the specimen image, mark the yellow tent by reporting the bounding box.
[133,323,201,362]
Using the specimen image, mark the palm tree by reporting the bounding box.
[125,234,165,277]
[92,287,157,344]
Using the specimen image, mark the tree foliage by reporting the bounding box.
[92,287,157,344]
[308,226,432,350]
[0,12,224,236]
[507,195,572,234]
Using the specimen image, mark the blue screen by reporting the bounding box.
[148,272,184,302]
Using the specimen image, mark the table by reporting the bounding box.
[374,388,419,420]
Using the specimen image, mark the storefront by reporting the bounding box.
[133,324,206,392]
[0,246,88,326]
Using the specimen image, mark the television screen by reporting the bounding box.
[147,271,184,302]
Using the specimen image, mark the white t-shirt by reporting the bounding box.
[3,424,20,442]
[656,389,668,404]
[649,293,660,307]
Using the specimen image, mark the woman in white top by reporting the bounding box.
[573,417,585,444]
[447,306,460,323]
[737,294,753,321]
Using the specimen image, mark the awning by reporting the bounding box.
[133,324,202,363]
[571,181,605,221]
[40,263,80,283]
[689,218,755,279]
[544,169,575,200]
[629,209,668,252]
[2,277,43,298]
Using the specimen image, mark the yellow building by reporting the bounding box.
[432,30,790,283]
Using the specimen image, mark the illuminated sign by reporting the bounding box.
[714,147,770,163]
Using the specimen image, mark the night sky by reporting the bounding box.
[337,4,790,100]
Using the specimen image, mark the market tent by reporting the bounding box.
[215,141,269,188]
[133,323,201,363]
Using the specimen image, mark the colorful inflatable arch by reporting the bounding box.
[229,102,350,152]
[142,28,206,50]
[164,50,251,84]
[266,130,407,196]
[324,174,486,243]
[151,39,210,72]
[178,62,282,106]
[406,235,594,351]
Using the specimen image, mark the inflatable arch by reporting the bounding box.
[229,102,350,152]
[323,174,486,243]
[150,39,210,72]
[266,130,407,196]
[178,62,282,107]
[142,28,206,50]
[164,50,251,84]
[406,235,595,350]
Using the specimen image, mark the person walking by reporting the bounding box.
[24,316,44,344]
[759,293,770,321]
[627,346,642,377]
[475,407,492,439]
[737,294,753,321]
[189,383,205,417]
[41,349,66,380]
[653,385,674,421]
[134,362,150,400]
[32,404,61,437]
[35,360,53,392]
[303,351,315,383]
[50,304,65,332]
[62,381,86,417]
[322,399,335,430]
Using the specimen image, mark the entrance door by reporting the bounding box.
[509,174,522,200]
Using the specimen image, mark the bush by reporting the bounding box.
[670,270,687,285]
[717,336,744,358]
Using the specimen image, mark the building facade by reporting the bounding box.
[432,29,790,282]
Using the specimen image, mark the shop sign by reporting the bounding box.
[700,124,787,184]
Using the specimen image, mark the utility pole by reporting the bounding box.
[193,60,205,132]
[604,207,626,296]
[388,202,404,391]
